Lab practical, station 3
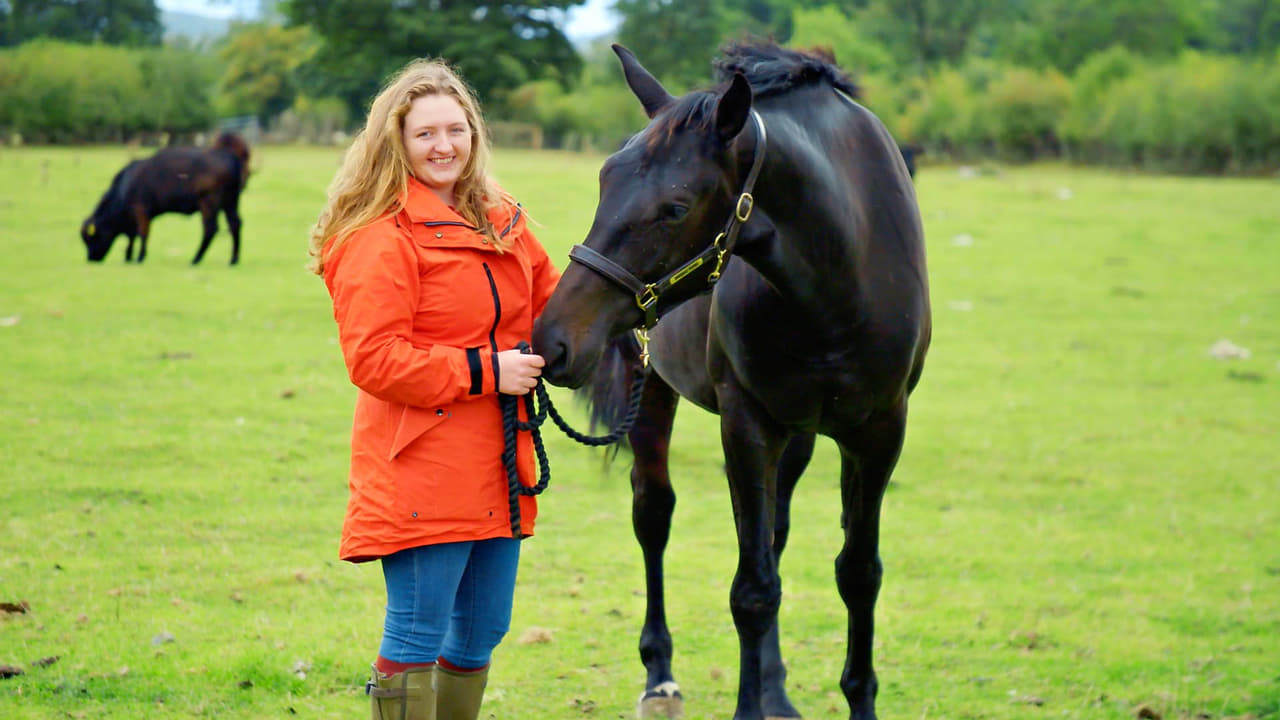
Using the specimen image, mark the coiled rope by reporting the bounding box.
[500,342,647,536]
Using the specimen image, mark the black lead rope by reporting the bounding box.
[500,342,647,537]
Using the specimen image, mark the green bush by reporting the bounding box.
[897,67,982,156]
[1079,51,1280,172]
[0,40,215,142]
[983,66,1070,159]
[1060,46,1138,158]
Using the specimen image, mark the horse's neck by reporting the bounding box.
[737,132,862,316]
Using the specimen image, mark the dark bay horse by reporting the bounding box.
[81,132,250,265]
[531,43,930,720]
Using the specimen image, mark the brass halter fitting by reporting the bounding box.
[633,327,650,367]
[735,192,754,222]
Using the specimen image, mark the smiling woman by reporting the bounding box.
[305,57,563,720]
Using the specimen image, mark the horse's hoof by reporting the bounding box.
[637,682,683,718]
[763,696,802,719]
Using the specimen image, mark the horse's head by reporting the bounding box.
[533,44,757,388]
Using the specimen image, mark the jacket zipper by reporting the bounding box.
[482,261,502,357]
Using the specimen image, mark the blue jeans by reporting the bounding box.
[378,538,521,669]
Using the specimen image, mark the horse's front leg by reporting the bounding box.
[833,403,907,720]
[760,432,815,720]
[629,372,683,719]
[720,391,789,720]
[124,234,136,262]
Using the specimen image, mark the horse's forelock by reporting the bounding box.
[644,92,718,152]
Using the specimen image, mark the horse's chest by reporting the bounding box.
[712,319,872,429]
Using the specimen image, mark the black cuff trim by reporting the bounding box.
[490,350,501,394]
[466,347,483,395]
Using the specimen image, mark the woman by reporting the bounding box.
[308,58,560,720]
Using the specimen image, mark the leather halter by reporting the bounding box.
[569,109,768,330]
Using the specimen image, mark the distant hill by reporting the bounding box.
[161,9,230,42]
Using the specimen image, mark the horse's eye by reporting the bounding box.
[665,204,689,222]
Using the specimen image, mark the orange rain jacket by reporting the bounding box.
[323,177,561,562]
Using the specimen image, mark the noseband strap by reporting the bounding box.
[569,110,768,330]
[568,244,648,297]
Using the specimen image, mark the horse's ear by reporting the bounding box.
[713,72,753,145]
[613,44,674,118]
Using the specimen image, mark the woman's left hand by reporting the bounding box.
[496,349,545,395]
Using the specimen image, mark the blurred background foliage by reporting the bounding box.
[1,0,1279,172]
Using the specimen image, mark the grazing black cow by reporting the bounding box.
[81,132,251,265]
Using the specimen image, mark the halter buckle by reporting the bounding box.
[636,285,658,311]
[735,193,754,223]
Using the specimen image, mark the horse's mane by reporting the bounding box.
[649,42,859,144]
[714,42,859,99]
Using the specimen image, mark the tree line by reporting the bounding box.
[2,0,1278,172]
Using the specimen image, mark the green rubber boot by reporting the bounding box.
[433,664,489,720]
[368,664,436,720]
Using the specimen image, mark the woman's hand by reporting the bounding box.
[496,348,545,395]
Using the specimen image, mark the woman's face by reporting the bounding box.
[402,93,472,204]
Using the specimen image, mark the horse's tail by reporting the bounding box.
[574,332,644,458]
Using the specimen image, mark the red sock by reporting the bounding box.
[436,656,489,674]
[375,655,435,675]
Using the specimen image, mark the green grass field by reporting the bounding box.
[1,144,1277,720]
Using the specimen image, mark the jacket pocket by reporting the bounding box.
[389,405,451,460]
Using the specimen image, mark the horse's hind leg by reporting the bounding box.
[192,201,219,265]
[834,403,907,720]
[761,432,816,720]
[629,371,683,719]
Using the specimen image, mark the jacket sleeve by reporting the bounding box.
[325,224,496,407]
[525,227,562,319]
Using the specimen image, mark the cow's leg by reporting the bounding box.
[192,201,219,265]
[720,385,789,720]
[630,371,684,719]
[833,402,907,720]
[223,193,242,265]
[134,214,151,263]
[761,432,815,720]
[124,234,136,262]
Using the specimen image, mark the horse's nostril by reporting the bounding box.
[543,340,570,379]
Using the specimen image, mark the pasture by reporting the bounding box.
[1,144,1277,719]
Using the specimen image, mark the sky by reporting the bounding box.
[155,0,621,42]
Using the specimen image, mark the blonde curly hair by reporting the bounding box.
[308,58,507,275]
